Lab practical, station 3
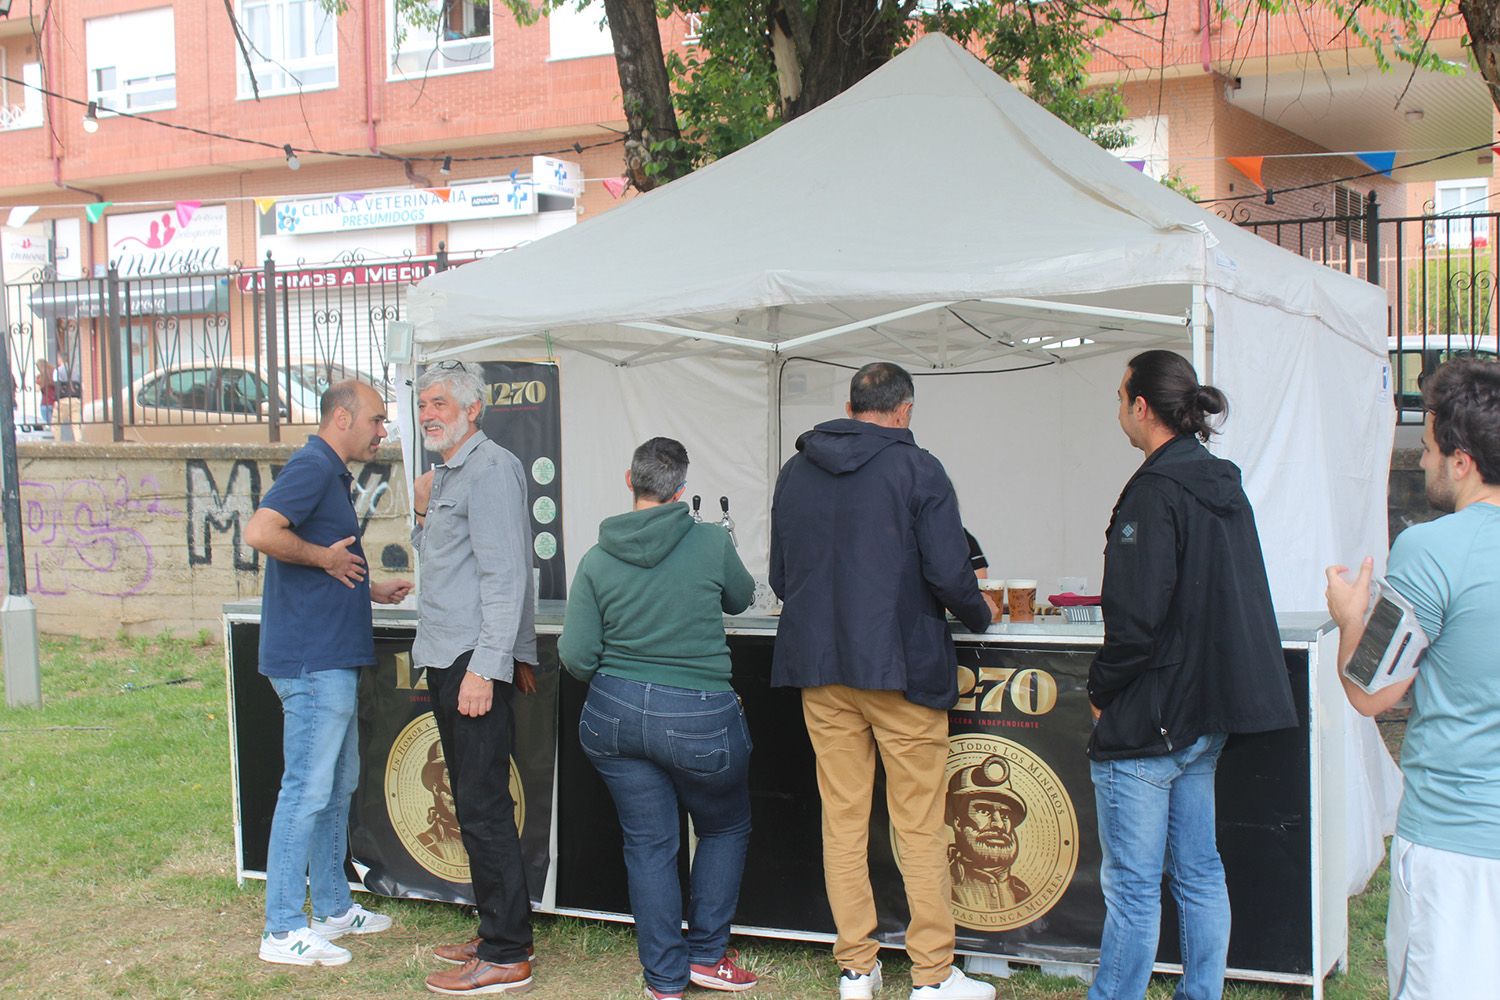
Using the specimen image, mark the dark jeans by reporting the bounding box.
[579,672,753,994]
[428,654,532,965]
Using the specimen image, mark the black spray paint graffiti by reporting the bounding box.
[186,460,262,571]
[183,459,396,572]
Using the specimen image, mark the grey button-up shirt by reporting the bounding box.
[412,431,537,681]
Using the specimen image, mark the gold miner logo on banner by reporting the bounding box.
[386,713,525,884]
[943,735,1078,931]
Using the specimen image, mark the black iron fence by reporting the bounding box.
[1225,194,1499,424]
[2,245,485,442]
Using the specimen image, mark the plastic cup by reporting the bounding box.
[1006,579,1037,623]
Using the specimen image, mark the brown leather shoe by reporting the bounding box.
[426,958,533,995]
[434,937,482,965]
[434,938,536,967]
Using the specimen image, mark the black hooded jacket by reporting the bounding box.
[770,419,993,709]
[1088,435,1298,760]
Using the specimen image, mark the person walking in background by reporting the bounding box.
[34,358,55,425]
[244,380,412,967]
[1326,358,1500,1000]
[411,361,540,997]
[559,437,759,1000]
[769,362,996,1000]
[1088,351,1296,1000]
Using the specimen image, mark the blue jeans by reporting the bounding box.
[264,668,360,933]
[578,673,753,994]
[1089,733,1230,1000]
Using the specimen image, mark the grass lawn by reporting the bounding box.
[1,635,1394,999]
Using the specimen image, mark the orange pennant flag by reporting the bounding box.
[1226,156,1265,189]
[254,197,277,214]
[427,188,451,202]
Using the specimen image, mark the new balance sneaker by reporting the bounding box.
[312,902,393,940]
[689,948,758,992]
[908,967,995,1000]
[259,927,353,967]
[839,959,882,999]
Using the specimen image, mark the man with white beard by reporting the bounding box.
[946,756,1031,912]
[410,362,540,997]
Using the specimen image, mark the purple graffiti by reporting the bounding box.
[11,476,181,597]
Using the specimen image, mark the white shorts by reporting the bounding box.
[1387,835,1500,1000]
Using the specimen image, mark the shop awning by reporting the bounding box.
[26,276,230,320]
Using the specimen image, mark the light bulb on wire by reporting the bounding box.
[283,144,301,171]
[82,101,99,134]
[440,155,452,175]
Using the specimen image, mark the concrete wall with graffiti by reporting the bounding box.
[1,442,411,637]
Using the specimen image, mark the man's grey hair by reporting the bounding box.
[416,362,485,410]
[631,437,689,503]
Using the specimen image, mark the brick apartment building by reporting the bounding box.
[0,0,1493,433]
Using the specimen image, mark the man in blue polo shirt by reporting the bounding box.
[245,379,413,967]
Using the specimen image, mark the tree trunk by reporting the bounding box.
[1461,0,1500,114]
[602,0,687,191]
[775,0,904,121]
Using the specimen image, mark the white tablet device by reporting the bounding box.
[1342,577,1429,695]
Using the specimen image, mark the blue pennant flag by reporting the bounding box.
[1357,151,1396,177]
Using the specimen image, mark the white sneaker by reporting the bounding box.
[840,959,883,999]
[908,967,995,1000]
[312,902,393,939]
[259,927,353,966]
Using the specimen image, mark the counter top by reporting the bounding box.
[222,600,1332,644]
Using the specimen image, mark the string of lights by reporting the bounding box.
[0,73,626,172]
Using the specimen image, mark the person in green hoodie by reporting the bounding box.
[559,437,759,1000]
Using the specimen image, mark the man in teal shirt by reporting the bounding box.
[1327,358,1500,1000]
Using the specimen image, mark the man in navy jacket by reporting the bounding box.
[770,362,995,1000]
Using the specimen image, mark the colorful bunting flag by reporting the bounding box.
[254,197,278,214]
[5,206,39,228]
[175,200,201,228]
[1125,159,1147,172]
[1356,151,1396,177]
[1226,156,1265,189]
[427,188,452,202]
[602,177,628,199]
[84,202,113,224]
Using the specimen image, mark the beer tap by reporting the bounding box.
[718,496,737,547]
[690,495,703,523]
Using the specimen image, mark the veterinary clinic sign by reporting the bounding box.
[273,179,539,236]
[108,205,230,278]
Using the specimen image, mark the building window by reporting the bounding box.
[1113,116,1168,181]
[1334,185,1367,243]
[549,0,612,61]
[86,8,177,115]
[388,0,493,79]
[1428,178,1490,249]
[237,0,338,98]
[0,52,45,131]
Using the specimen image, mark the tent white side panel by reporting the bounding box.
[1211,292,1394,611]
[557,355,772,587]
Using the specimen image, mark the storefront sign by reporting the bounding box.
[531,156,583,198]
[107,205,229,278]
[237,260,441,292]
[272,178,538,236]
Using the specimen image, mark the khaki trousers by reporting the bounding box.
[801,684,954,987]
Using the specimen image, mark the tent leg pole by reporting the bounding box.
[1191,285,1209,380]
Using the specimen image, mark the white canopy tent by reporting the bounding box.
[406,33,1399,891]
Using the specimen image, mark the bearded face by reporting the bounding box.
[956,798,1020,871]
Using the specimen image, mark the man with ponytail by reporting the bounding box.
[1087,350,1296,1000]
